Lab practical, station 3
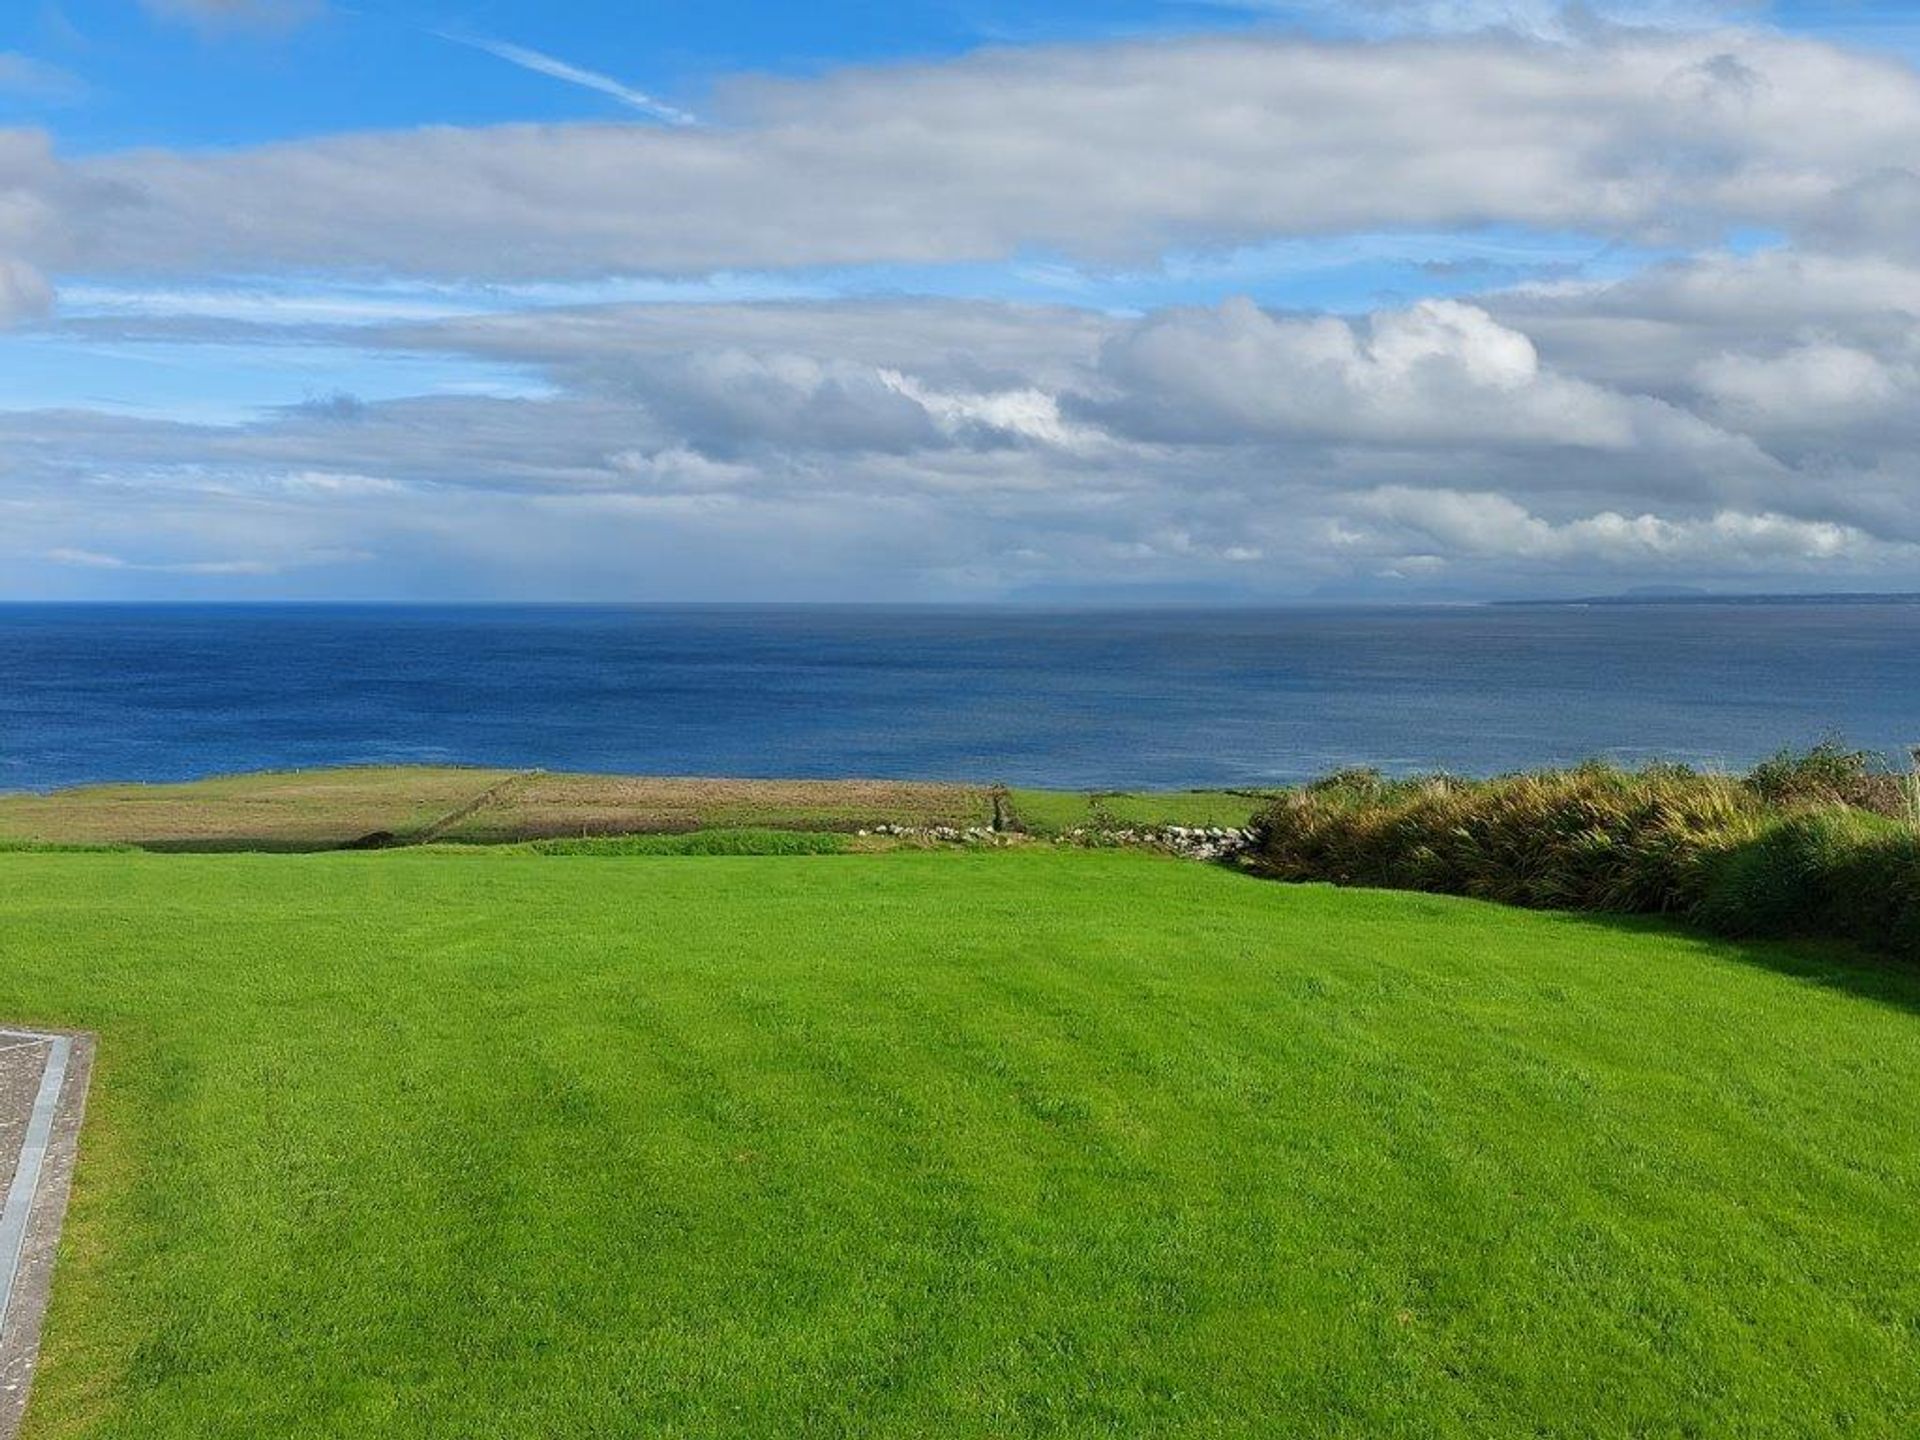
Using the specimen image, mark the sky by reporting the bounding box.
[3,1,1920,600]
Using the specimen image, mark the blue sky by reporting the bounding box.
[4,1,1920,599]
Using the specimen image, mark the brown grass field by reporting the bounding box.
[435,771,994,841]
[0,767,998,851]
[0,767,516,850]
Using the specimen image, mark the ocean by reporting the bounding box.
[1,602,1916,792]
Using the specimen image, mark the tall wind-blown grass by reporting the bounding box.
[1248,746,1920,961]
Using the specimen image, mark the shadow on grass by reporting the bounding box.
[1508,903,1920,1018]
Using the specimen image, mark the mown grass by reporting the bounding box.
[5,847,1919,1437]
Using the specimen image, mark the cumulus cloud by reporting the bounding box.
[387,295,1765,472]
[880,371,1103,452]
[620,350,943,456]
[377,300,1116,458]
[1482,244,1920,481]
[17,28,1914,278]
[1087,298,1756,471]
[7,274,1914,600]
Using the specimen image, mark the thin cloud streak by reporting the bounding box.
[437,31,699,127]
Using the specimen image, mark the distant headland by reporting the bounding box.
[1498,590,1920,607]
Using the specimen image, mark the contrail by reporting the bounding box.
[437,31,699,127]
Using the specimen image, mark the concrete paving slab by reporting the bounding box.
[0,1031,93,1440]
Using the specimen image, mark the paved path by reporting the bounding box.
[0,1030,92,1440]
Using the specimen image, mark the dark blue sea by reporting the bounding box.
[1,602,1916,793]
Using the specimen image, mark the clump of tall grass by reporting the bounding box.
[1746,739,1910,817]
[1248,747,1920,962]
[1254,764,1759,914]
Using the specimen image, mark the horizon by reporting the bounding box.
[3,587,1920,610]
[5,2,1920,602]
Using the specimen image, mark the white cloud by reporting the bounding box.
[1353,486,1912,569]
[1243,1,1764,39]
[608,447,757,492]
[1695,341,1908,424]
[273,470,409,497]
[48,547,300,576]
[1089,298,1753,463]
[878,370,1104,451]
[22,29,1919,279]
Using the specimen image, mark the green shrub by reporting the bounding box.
[1250,752,1920,961]
[1697,811,1920,960]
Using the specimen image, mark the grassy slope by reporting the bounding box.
[3,848,1917,1438]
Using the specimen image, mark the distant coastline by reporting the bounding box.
[1497,591,1920,608]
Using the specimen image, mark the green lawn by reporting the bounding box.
[4,846,1919,1437]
